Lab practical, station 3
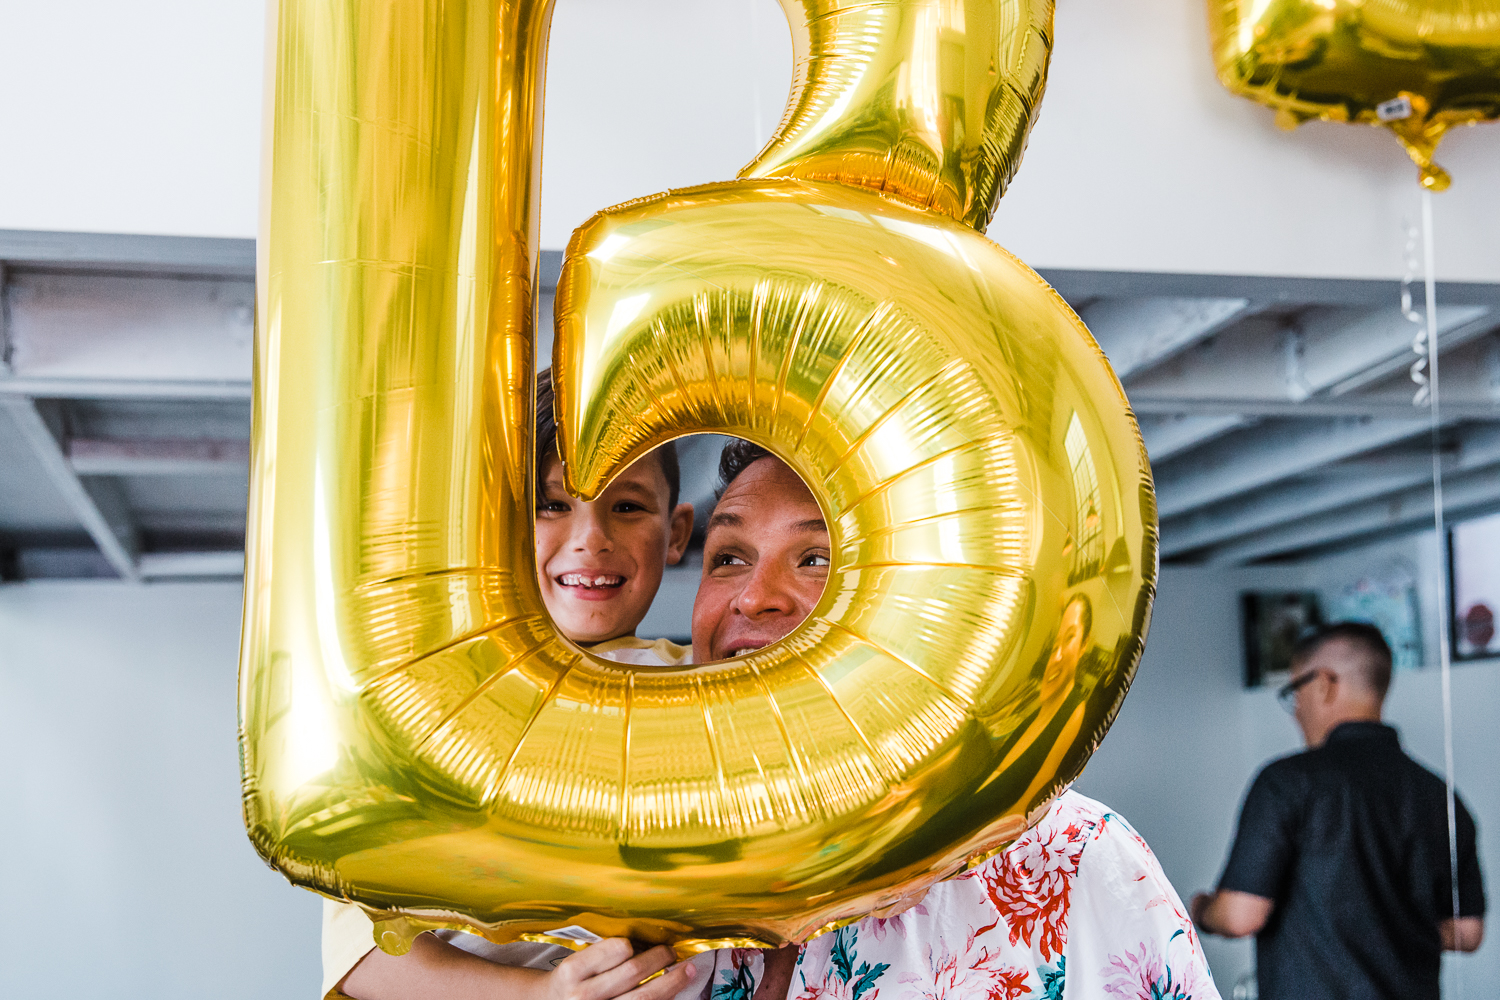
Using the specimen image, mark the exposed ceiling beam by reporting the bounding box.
[1329,310,1499,396]
[138,551,245,579]
[67,437,249,476]
[1080,297,1252,380]
[1296,305,1490,397]
[1206,463,1500,564]
[0,377,251,400]
[4,271,253,388]
[1129,395,1500,420]
[1153,417,1431,519]
[0,260,11,375]
[1138,413,1254,462]
[1125,305,1489,404]
[1037,269,1500,310]
[0,229,255,277]
[1161,425,1500,556]
[1,396,140,580]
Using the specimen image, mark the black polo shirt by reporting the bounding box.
[1218,721,1485,1000]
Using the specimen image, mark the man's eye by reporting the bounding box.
[802,553,831,567]
[713,553,749,567]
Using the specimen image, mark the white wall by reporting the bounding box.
[0,581,320,999]
[0,1,265,239]
[6,0,1498,281]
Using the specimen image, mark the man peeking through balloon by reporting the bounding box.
[324,374,1221,1000]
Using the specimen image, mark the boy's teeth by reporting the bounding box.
[560,573,624,588]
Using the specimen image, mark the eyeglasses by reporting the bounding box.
[1275,669,1330,713]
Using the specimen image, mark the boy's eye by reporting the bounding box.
[802,553,831,568]
[613,501,648,513]
[537,499,570,514]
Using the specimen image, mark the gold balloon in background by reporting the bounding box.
[242,0,1154,957]
[1208,0,1500,190]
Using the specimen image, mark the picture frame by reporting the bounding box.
[1241,590,1322,688]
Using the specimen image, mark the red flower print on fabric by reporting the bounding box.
[896,930,1035,1000]
[987,966,1033,1000]
[965,803,1096,961]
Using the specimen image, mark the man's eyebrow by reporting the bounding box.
[795,518,828,534]
[706,510,744,530]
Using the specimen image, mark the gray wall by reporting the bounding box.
[0,581,320,998]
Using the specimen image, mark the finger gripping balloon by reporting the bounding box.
[1208,0,1500,190]
[242,0,1155,954]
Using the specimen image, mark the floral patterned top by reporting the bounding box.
[691,791,1219,1000]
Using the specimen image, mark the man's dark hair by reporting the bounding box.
[715,439,773,498]
[535,368,680,508]
[1292,621,1393,698]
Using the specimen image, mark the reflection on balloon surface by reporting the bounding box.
[241,0,1155,956]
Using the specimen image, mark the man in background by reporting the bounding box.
[1193,622,1486,1000]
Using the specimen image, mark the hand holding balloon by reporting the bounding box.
[341,936,694,1000]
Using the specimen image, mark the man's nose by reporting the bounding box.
[568,502,613,552]
[733,561,801,618]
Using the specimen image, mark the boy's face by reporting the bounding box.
[536,452,694,645]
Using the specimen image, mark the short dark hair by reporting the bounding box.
[715,439,773,498]
[535,368,680,508]
[1292,621,1393,698]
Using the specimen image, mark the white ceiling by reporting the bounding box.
[4,229,1498,581]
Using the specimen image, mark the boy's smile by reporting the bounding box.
[556,572,626,594]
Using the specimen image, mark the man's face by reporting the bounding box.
[692,457,830,663]
[1287,641,1344,746]
[535,454,693,645]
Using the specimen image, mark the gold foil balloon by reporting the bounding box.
[1208,0,1500,190]
[741,0,1052,229]
[242,0,1155,957]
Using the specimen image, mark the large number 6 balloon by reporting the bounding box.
[243,0,1156,955]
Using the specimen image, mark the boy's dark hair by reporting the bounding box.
[716,439,773,498]
[535,368,680,508]
[1291,621,1393,698]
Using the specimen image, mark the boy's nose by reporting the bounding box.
[569,504,613,552]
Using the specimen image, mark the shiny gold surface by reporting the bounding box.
[1208,0,1500,190]
[242,0,1154,954]
[741,1,1053,230]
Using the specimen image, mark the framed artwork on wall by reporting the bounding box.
[1451,510,1500,661]
[1241,590,1322,689]
[1327,561,1423,671]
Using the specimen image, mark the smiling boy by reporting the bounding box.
[323,370,699,1000]
[533,368,695,663]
